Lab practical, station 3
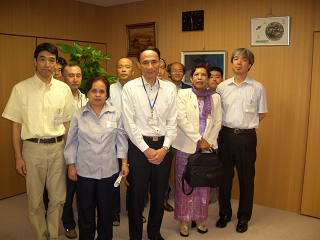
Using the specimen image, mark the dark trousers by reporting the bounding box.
[77,174,117,240]
[218,127,257,222]
[113,159,121,216]
[127,139,172,240]
[62,170,77,230]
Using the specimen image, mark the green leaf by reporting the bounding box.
[99,66,106,74]
[86,43,92,49]
[57,44,77,55]
[106,75,119,83]
[75,43,85,53]
[102,54,113,60]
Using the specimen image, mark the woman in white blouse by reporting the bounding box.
[64,76,129,240]
[172,64,222,237]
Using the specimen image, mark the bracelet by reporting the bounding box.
[122,163,129,167]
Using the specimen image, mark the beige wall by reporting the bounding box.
[0,0,319,215]
[105,0,318,214]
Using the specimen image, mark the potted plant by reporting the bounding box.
[57,42,118,90]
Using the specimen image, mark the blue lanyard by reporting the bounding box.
[142,77,159,117]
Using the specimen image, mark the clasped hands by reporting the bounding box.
[144,147,167,165]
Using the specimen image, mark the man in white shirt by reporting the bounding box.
[122,47,177,240]
[215,48,267,233]
[2,43,76,240]
[60,63,88,238]
[107,57,134,226]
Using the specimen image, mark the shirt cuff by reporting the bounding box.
[163,138,173,149]
[117,152,127,160]
[65,157,76,166]
[137,141,149,153]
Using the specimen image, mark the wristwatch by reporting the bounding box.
[162,146,169,153]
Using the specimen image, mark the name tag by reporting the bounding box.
[148,117,158,126]
[54,117,63,125]
[106,121,117,128]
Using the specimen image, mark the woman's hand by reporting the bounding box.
[199,138,210,152]
[121,165,129,177]
[68,164,77,181]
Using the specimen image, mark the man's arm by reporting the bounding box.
[12,122,26,177]
[63,121,70,143]
[259,113,267,122]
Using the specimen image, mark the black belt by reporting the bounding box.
[26,136,63,144]
[222,126,255,134]
[143,136,165,142]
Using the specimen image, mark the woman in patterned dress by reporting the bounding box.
[172,63,222,237]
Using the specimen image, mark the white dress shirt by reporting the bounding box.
[122,76,177,152]
[107,81,123,111]
[64,102,128,179]
[74,89,88,109]
[216,76,268,129]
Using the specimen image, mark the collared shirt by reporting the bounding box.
[64,102,128,179]
[74,89,88,109]
[2,73,76,140]
[122,76,177,152]
[216,76,268,129]
[107,81,123,111]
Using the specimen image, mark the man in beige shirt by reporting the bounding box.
[2,43,76,240]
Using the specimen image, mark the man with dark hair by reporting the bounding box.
[2,43,76,240]
[60,63,87,238]
[215,48,267,233]
[166,62,191,90]
[122,46,177,240]
[53,57,67,81]
[208,66,223,91]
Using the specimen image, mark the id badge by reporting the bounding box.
[148,117,158,126]
[106,121,117,128]
[54,117,63,125]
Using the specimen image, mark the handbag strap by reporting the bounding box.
[182,171,194,196]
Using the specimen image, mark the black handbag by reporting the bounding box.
[182,148,224,195]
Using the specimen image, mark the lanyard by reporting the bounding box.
[142,77,159,117]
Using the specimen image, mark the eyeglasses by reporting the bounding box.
[172,70,183,73]
[193,73,207,78]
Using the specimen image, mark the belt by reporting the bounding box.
[222,126,255,134]
[26,136,63,144]
[143,136,165,142]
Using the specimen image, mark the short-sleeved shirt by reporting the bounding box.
[2,73,76,139]
[216,76,268,129]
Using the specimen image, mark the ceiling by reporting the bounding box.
[74,0,144,8]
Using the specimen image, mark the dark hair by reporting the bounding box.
[136,46,160,62]
[160,58,166,68]
[61,63,82,77]
[84,76,110,100]
[209,66,223,77]
[190,64,211,78]
[57,57,67,66]
[167,62,186,74]
[34,43,58,60]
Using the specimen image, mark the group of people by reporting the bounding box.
[2,43,267,240]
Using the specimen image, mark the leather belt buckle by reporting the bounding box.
[152,137,158,141]
[234,129,241,134]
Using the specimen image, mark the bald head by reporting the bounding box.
[117,58,134,85]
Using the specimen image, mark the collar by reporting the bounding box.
[139,75,160,88]
[81,101,115,117]
[229,75,253,86]
[33,73,53,90]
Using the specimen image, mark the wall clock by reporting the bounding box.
[182,10,204,31]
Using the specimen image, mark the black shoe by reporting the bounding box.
[191,221,208,234]
[216,215,231,228]
[113,215,120,226]
[164,203,174,212]
[236,220,248,233]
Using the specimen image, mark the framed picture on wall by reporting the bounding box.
[181,51,227,85]
[126,22,157,57]
[251,16,290,46]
